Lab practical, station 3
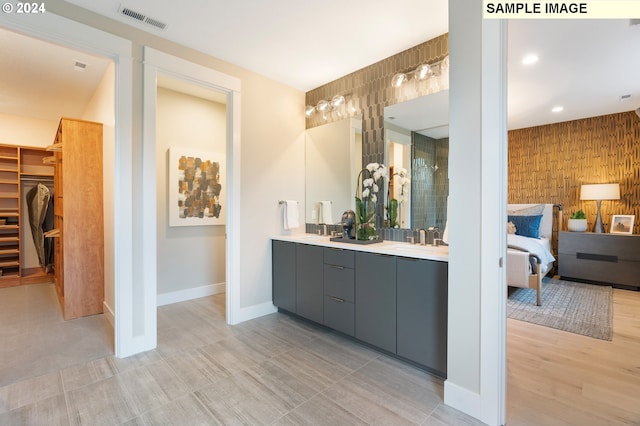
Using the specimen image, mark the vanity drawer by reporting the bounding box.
[324,296,355,336]
[324,247,355,268]
[323,264,355,302]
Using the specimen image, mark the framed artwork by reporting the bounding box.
[168,147,226,227]
[610,214,634,234]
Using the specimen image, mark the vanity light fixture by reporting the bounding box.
[306,94,350,119]
[390,61,438,88]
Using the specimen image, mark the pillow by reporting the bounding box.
[507,221,516,234]
[507,215,542,238]
[508,204,545,216]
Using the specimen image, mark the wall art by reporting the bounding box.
[169,147,225,226]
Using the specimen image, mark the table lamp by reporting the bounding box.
[580,183,620,233]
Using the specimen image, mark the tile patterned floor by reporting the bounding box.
[0,284,484,425]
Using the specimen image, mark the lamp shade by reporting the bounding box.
[580,183,620,201]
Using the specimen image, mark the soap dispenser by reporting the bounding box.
[418,229,426,245]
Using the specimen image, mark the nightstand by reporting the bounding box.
[558,231,640,290]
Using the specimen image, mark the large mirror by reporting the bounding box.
[384,90,449,230]
[305,117,362,224]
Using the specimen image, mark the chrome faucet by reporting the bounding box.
[431,227,441,246]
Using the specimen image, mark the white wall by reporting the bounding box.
[156,87,226,297]
[81,62,116,321]
[446,1,507,424]
[38,1,306,320]
[238,72,305,310]
[0,113,58,147]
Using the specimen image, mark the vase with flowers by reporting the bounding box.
[355,162,387,240]
[387,167,410,228]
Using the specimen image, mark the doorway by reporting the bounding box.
[155,77,228,308]
[0,27,116,385]
[141,47,242,351]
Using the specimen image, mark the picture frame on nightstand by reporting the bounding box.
[610,214,634,234]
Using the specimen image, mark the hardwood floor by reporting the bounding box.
[4,281,639,424]
[0,291,484,425]
[507,288,640,425]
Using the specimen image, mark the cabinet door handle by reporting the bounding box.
[329,265,345,270]
[329,296,345,303]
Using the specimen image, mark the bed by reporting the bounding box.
[506,204,560,306]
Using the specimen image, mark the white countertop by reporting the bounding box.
[272,234,449,262]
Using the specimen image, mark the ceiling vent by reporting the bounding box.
[118,5,167,31]
[74,60,87,72]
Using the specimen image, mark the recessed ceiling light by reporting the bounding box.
[552,106,563,113]
[522,54,539,65]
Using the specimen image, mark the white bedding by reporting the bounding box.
[507,234,555,274]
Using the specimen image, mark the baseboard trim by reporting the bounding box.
[235,301,278,323]
[103,301,115,328]
[157,282,226,306]
[443,380,482,422]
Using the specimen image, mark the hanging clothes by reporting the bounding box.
[26,183,53,268]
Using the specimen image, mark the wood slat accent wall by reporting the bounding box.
[509,111,640,235]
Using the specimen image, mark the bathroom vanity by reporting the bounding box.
[272,235,448,378]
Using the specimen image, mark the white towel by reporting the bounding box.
[283,200,299,230]
[320,201,333,224]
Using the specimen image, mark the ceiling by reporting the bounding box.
[1,3,639,129]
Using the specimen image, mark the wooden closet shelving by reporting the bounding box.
[48,117,104,320]
[0,144,54,284]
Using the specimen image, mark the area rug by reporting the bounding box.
[507,277,613,341]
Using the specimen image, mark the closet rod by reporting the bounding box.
[20,177,54,183]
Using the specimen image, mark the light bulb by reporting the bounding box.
[415,64,432,80]
[330,95,345,109]
[316,100,329,112]
[391,73,407,88]
[305,105,315,116]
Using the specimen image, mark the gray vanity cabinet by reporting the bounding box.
[295,243,324,324]
[396,257,448,376]
[323,248,355,336]
[355,252,397,353]
[272,239,448,377]
[272,240,297,313]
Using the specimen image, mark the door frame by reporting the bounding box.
[0,12,136,357]
[142,48,242,337]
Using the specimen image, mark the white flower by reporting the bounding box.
[372,183,379,193]
[363,178,374,188]
[401,177,410,185]
[362,188,370,198]
[371,194,377,203]
[373,171,382,181]
[366,162,379,172]
[399,167,408,177]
